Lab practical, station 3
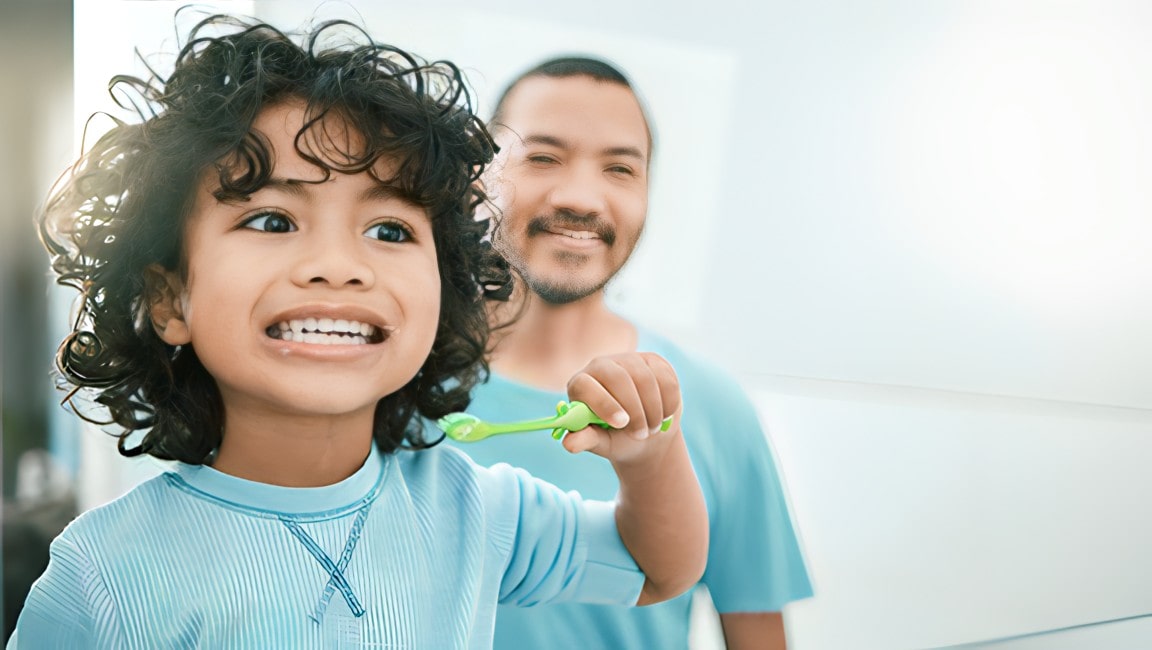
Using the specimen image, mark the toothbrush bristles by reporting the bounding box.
[438,412,480,441]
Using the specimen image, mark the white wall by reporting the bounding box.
[71,1,1152,647]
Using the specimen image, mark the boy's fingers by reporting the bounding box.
[615,354,665,435]
[641,352,682,421]
[565,352,683,450]
[561,427,606,455]
[567,361,634,429]
[587,357,651,439]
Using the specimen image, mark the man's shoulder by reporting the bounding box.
[634,325,753,405]
[634,325,768,458]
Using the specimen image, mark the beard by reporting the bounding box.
[495,209,640,305]
[520,260,614,304]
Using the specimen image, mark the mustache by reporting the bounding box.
[526,210,616,245]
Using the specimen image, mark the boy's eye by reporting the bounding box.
[527,154,559,165]
[365,220,412,243]
[607,165,635,176]
[241,211,295,233]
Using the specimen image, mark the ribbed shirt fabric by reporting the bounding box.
[446,327,813,650]
[9,444,644,649]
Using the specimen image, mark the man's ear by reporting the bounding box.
[143,264,191,346]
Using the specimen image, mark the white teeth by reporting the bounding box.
[270,317,379,344]
[292,332,369,345]
[555,228,597,240]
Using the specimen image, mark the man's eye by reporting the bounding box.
[365,221,412,243]
[527,155,558,164]
[241,211,295,233]
[607,165,635,176]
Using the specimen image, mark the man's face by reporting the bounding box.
[489,75,649,304]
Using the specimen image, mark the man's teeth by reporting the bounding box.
[554,228,598,240]
[267,318,379,344]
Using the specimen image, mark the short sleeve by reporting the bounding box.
[9,533,112,649]
[475,462,645,608]
[694,375,813,613]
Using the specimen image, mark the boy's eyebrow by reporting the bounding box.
[361,183,429,218]
[259,177,310,198]
[521,134,645,162]
[241,177,422,211]
[359,182,416,205]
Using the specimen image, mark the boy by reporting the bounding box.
[10,14,706,648]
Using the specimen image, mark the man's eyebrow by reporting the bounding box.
[521,134,567,149]
[603,146,646,162]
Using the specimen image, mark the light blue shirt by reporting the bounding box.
[9,444,643,649]
[448,327,813,650]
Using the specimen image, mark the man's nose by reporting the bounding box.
[547,164,608,217]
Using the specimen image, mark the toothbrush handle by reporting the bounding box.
[482,414,573,436]
[462,401,675,442]
[552,401,674,439]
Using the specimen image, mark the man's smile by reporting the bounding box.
[527,213,616,246]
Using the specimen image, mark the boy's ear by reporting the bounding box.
[143,264,191,346]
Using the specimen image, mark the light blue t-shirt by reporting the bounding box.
[9,444,643,649]
[448,327,813,650]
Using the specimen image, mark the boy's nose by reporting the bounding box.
[290,234,375,289]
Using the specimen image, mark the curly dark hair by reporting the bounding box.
[490,55,653,156]
[40,14,510,463]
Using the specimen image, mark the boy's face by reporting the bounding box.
[152,100,440,427]
[488,75,649,304]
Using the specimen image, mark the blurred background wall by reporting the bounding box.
[1,0,74,638]
[4,0,1151,647]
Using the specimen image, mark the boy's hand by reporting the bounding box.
[562,352,683,466]
[565,351,706,604]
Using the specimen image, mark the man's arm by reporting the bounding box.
[561,352,709,605]
[721,612,787,650]
[677,356,812,640]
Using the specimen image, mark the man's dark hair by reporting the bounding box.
[40,13,510,462]
[490,56,653,151]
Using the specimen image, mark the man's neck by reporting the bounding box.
[490,289,637,391]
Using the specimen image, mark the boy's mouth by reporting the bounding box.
[265,318,388,345]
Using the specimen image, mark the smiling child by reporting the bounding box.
[8,14,706,649]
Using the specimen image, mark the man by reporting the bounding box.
[451,57,812,649]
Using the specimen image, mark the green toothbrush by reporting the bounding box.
[437,400,673,443]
